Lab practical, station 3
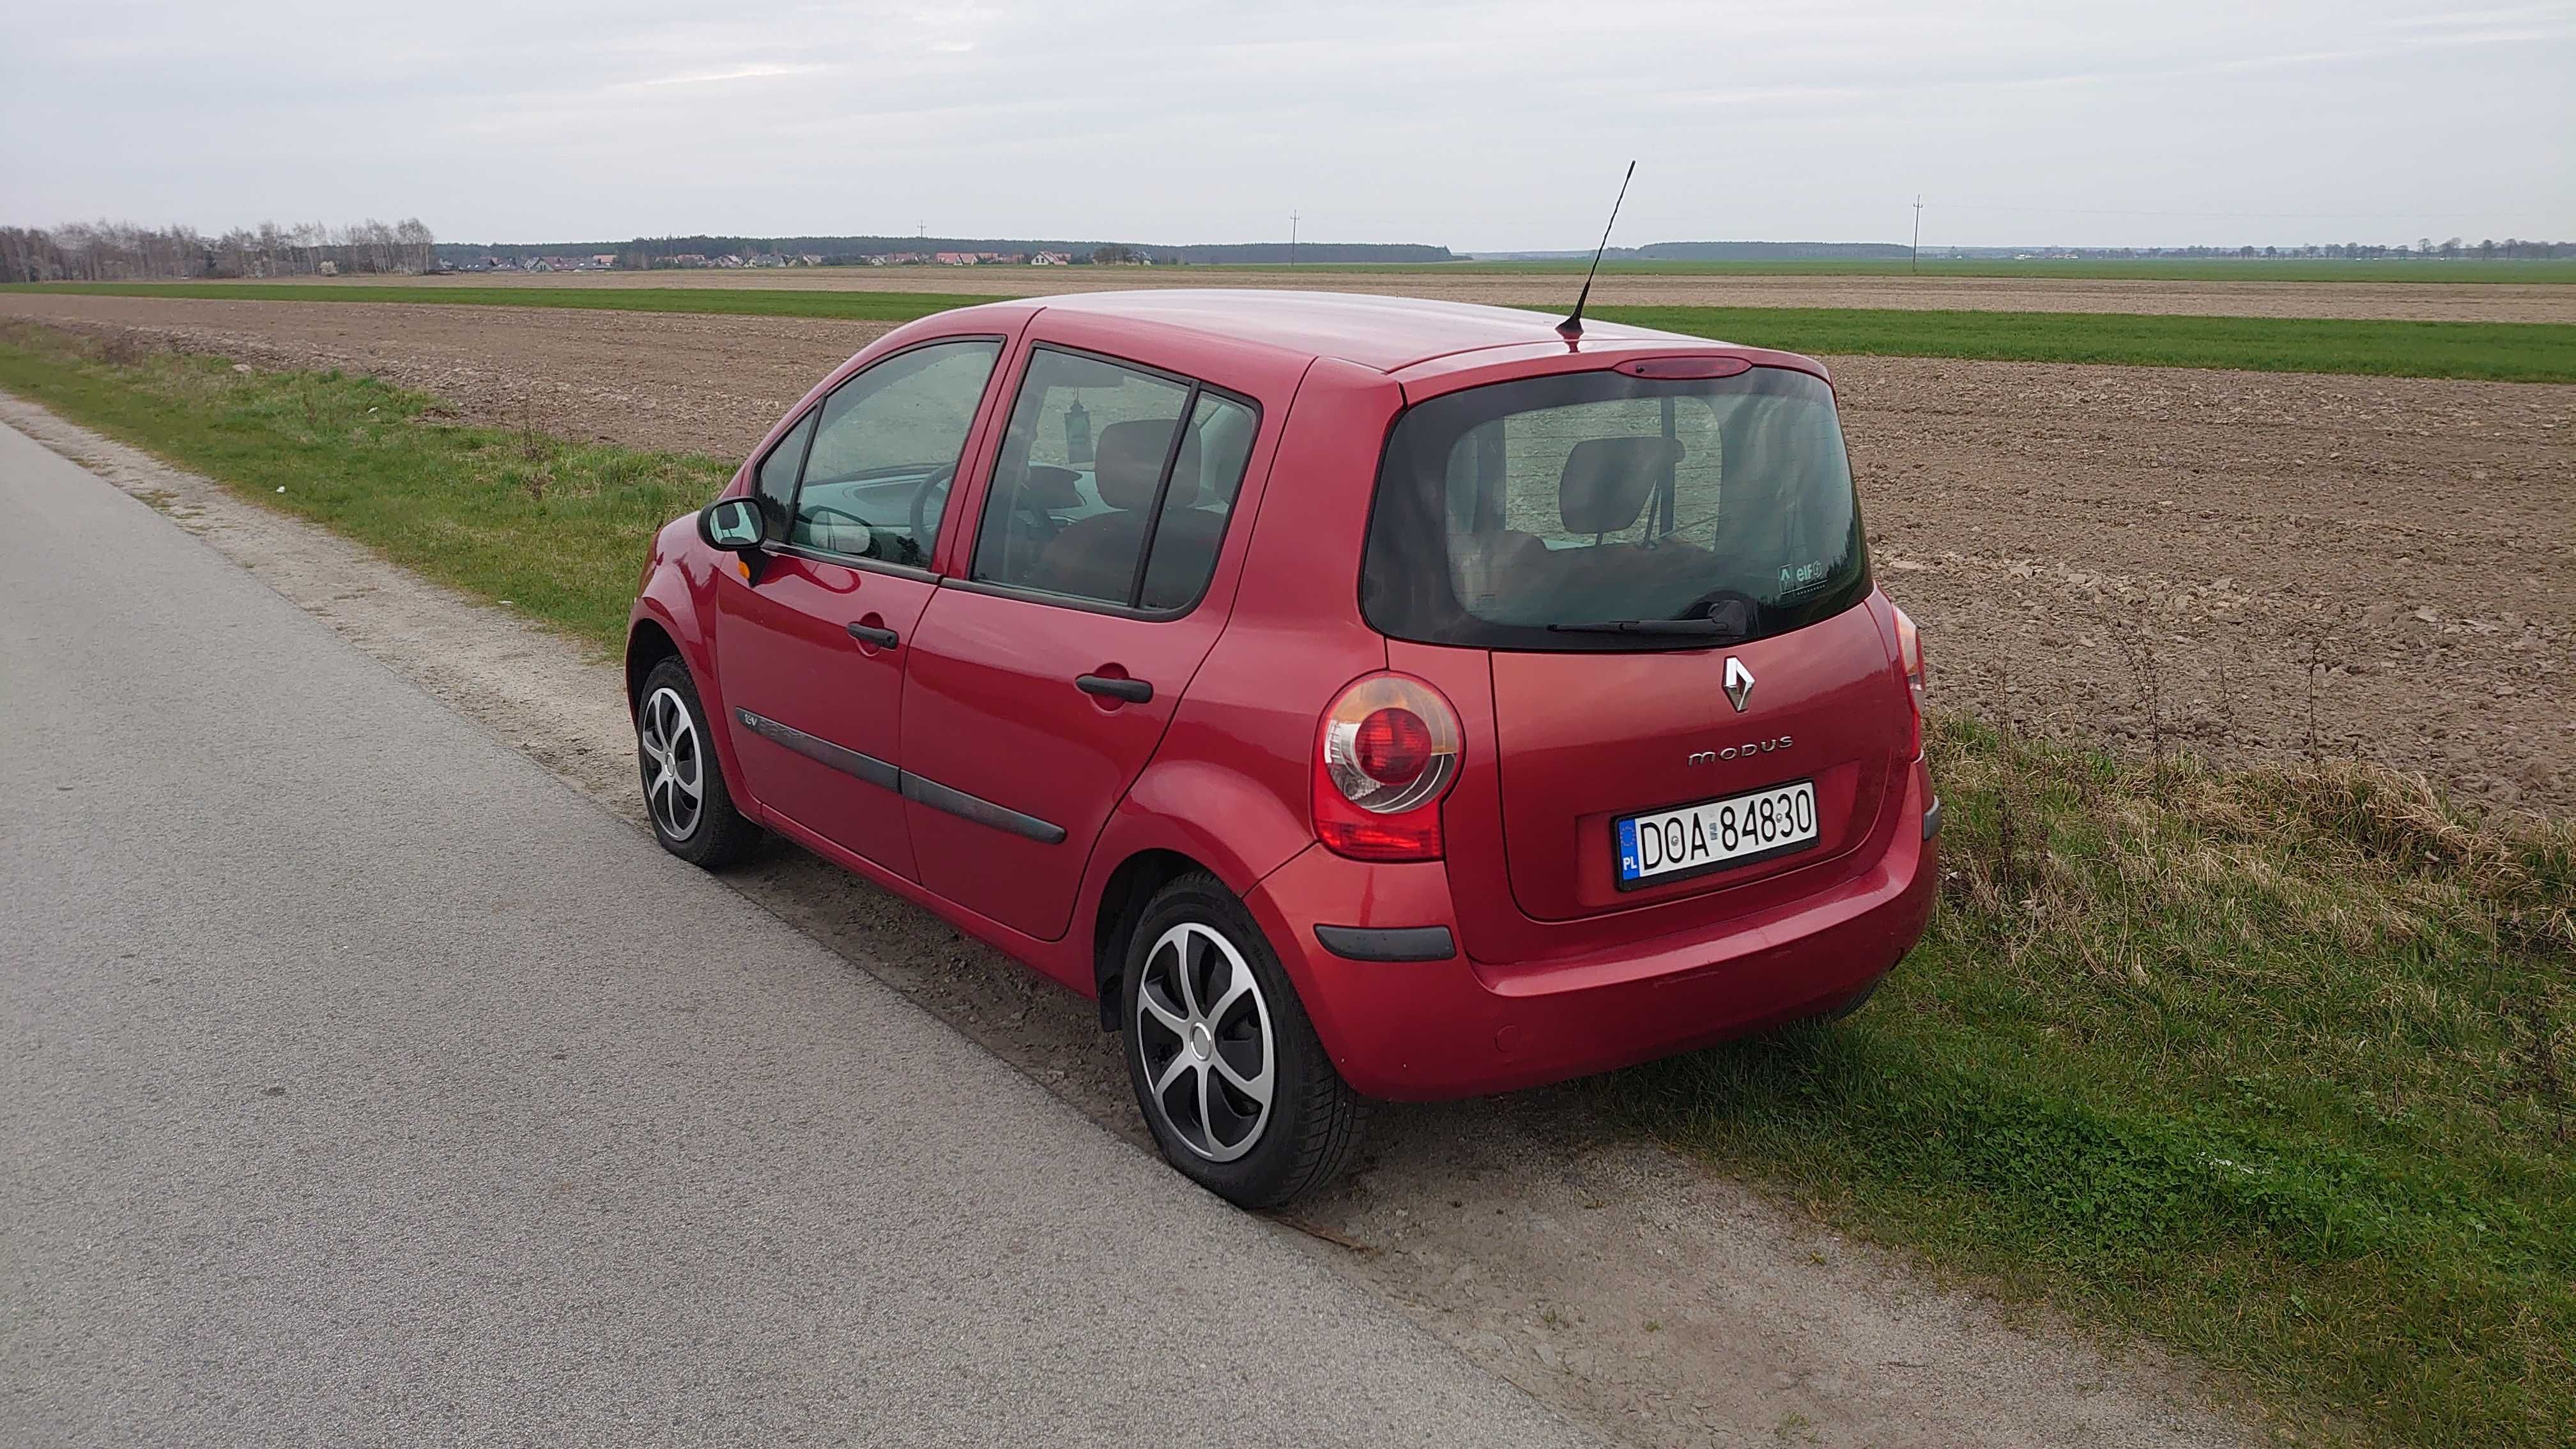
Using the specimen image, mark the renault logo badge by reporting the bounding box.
[1722,657,1755,713]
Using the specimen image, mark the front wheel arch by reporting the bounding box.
[625,618,681,717]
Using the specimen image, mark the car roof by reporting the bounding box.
[1003,288,1722,375]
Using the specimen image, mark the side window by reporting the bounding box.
[972,346,1257,611]
[751,410,816,541]
[791,339,1000,567]
[1140,391,1257,610]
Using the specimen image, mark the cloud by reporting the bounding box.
[617,63,838,90]
[1,0,2567,247]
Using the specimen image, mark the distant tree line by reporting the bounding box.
[0,219,438,284]
[436,234,1454,268]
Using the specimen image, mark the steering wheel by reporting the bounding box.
[905,462,962,557]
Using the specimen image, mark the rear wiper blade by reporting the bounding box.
[1545,618,1747,638]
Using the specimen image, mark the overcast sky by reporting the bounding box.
[3,1,2570,250]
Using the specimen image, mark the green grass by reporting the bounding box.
[0,321,724,650]
[1609,721,2574,1448]
[1,321,2570,1445]
[12,280,2572,382]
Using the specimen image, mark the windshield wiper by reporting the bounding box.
[1545,618,1748,638]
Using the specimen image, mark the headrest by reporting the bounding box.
[1094,419,1200,510]
[1021,464,1085,510]
[1559,436,1682,535]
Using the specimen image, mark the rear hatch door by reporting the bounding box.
[1489,602,1901,921]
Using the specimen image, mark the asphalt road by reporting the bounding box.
[0,423,1591,1449]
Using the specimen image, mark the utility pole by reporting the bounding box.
[1289,211,1300,268]
[1911,195,1924,273]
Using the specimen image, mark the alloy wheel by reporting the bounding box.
[637,686,705,841]
[1133,921,1276,1163]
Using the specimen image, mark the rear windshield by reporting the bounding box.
[1360,365,1869,650]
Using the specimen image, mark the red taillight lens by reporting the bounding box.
[1352,707,1432,787]
[1892,604,1926,757]
[1317,675,1462,861]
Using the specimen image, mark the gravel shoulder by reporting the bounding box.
[13,293,2568,815]
[4,392,2252,1449]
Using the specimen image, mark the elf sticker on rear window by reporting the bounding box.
[1779,560,1831,592]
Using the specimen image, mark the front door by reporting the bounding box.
[898,346,1264,940]
[713,336,1006,877]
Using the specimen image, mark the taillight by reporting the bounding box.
[1315,673,1462,861]
[1892,604,1927,758]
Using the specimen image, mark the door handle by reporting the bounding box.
[847,622,900,649]
[1076,674,1153,703]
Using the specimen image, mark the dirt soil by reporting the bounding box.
[5,394,2255,1449]
[12,292,2570,815]
[279,265,2576,323]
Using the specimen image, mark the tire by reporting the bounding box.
[635,655,762,869]
[1119,871,1365,1209]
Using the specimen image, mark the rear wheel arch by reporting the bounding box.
[1091,848,1211,1031]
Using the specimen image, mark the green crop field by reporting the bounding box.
[2,318,2568,1448]
[2,281,995,325]
[13,280,2573,383]
[4,280,999,322]
[1581,304,2576,381]
[1223,257,2576,284]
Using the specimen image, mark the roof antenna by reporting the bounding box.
[1557,160,1634,341]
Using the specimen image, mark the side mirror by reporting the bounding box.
[698,497,764,553]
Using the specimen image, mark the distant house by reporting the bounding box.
[1031,251,1072,266]
[661,254,711,268]
[592,254,618,267]
[798,254,824,266]
[934,252,976,265]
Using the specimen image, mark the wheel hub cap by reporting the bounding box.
[1134,921,1276,1164]
[637,686,705,841]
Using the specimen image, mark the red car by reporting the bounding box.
[627,291,1936,1206]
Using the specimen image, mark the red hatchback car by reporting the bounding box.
[627,291,1937,1206]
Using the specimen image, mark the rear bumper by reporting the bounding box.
[1248,767,1940,1101]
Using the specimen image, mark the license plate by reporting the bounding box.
[1615,779,1818,889]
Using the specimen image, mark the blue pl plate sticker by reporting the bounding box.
[1618,817,1641,879]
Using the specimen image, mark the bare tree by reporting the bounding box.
[0,218,445,282]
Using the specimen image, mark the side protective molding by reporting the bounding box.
[737,707,1067,845]
[735,709,900,790]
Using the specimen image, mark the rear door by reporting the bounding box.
[898,346,1264,941]
[712,336,1006,878]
